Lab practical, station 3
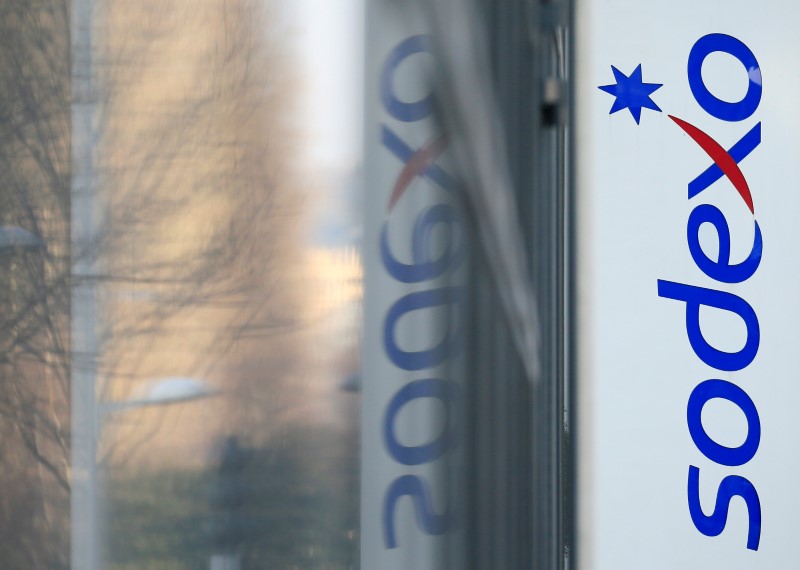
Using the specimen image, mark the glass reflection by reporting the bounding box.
[0,0,362,568]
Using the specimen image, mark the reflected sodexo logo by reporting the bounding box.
[599,34,764,551]
[377,35,462,550]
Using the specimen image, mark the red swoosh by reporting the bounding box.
[669,115,754,214]
[388,135,449,211]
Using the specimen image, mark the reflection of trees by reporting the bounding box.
[107,422,359,570]
[98,0,301,432]
[0,1,72,566]
[0,0,300,567]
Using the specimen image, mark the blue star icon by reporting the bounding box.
[598,64,663,124]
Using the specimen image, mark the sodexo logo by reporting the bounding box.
[378,35,463,550]
[599,34,764,551]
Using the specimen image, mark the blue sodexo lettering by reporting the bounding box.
[688,466,761,550]
[383,474,451,549]
[687,379,760,467]
[380,35,435,122]
[381,204,464,283]
[384,379,457,466]
[686,204,762,284]
[384,287,464,371]
[657,280,760,372]
[688,33,762,122]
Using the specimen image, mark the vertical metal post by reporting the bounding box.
[529,3,568,570]
[70,0,99,566]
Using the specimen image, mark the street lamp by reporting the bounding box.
[100,376,217,416]
[79,376,216,570]
[0,225,44,295]
[0,225,45,362]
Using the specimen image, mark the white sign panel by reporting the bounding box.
[575,2,800,568]
[362,2,462,569]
